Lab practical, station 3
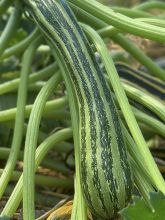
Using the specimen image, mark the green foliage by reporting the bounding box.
[120,192,165,220]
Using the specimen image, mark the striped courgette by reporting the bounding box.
[116,63,165,102]
[24,0,133,219]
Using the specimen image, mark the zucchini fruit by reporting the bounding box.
[24,0,133,218]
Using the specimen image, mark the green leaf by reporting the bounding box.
[120,192,165,220]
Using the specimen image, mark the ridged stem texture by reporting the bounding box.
[1,128,72,217]
[0,36,42,199]
[23,72,62,220]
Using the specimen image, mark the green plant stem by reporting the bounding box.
[0,140,73,155]
[0,169,73,189]
[102,21,165,79]
[1,28,40,59]
[83,24,165,193]
[69,0,165,42]
[1,128,72,217]
[123,83,165,123]
[98,27,165,81]
[0,36,42,199]
[52,141,73,153]
[69,2,107,30]
[113,86,165,137]
[134,1,165,11]
[28,82,46,91]
[138,123,156,136]
[0,97,67,122]
[0,62,58,95]
[119,107,165,138]
[43,110,70,120]
[126,107,165,138]
[0,147,70,174]
[111,7,153,18]
[0,0,22,57]
[0,0,12,15]
[109,34,165,81]
[121,122,160,196]
[42,158,71,174]
[23,72,62,220]
[136,18,165,28]
[129,157,155,211]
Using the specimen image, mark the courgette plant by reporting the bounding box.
[0,0,165,220]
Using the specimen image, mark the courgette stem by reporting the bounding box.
[69,0,165,42]
[23,72,62,220]
[1,128,72,217]
[0,62,58,95]
[123,83,165,123]
[0,36,42,199]
[110,7,153,18]
[0,0,22,57]
[128,157,155,212]
[0,28,40,59]
[136,18,165,28]
[0,169,73,189]
[0,97,67,122]
[134,1,165,11]
[110,34,165,81]
[121,107,165,138]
